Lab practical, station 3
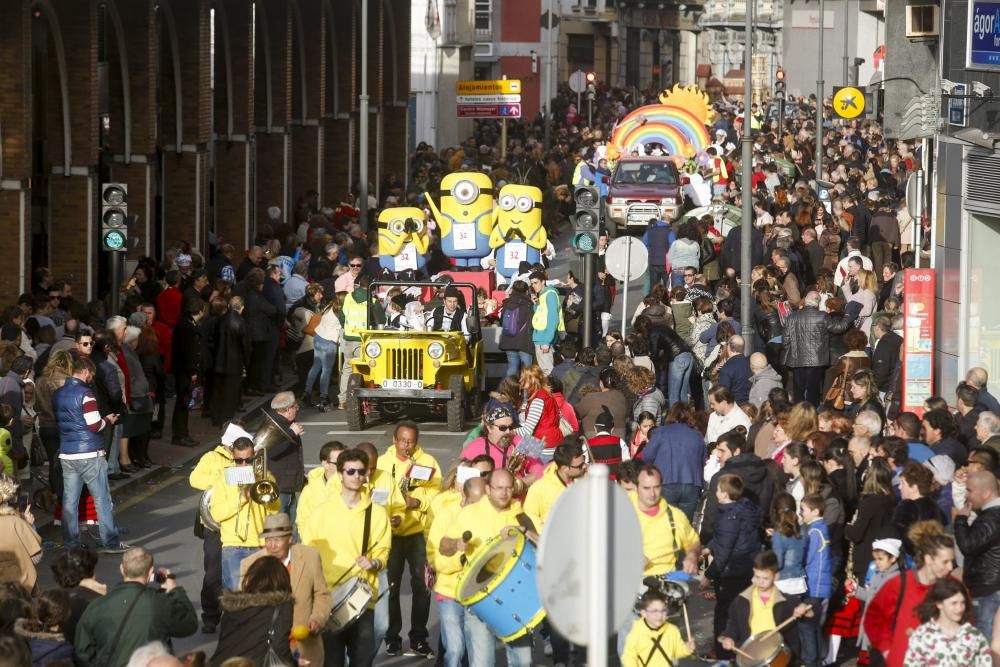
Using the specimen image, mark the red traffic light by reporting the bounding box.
[586,71,597,83]
[775,68,785,81]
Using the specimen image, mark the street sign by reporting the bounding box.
[456,94,522,105]
[969,2,1000,70]
[537,467,643,646]
[569,70,587,94]
[456,79,521,95]
[604,236,648,283]
[949,83,968,126]
[540,10,560,28]
[901,269,936,416]
[833,86,865,119]
[457,103,521,118]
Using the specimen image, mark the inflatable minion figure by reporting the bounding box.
[377,207,430,277]
[425,172,495,268]
[489,184,547,281]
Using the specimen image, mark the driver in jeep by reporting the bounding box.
[428,285,471,342]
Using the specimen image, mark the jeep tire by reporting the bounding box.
[345,373,366,431]
[446,374,464,433]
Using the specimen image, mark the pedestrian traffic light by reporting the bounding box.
[775,68,786,101]
[572,185,600,254]
[101,183,128,252]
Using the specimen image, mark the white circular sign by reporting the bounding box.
[569,70,588,94]
[604,236,649,283]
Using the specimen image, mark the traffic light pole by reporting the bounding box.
[740,0,754,353]
[109,251,122,316]
[582,253,594,350]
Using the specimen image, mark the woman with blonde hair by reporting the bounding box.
[843,268,879,337]
[514,365,563,446]
[301,293,343,412]
[771,402,819,460]
[848,369,885,430]
[36,350,75,503]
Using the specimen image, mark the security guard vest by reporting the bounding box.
[531,286,565,334]
[342,291,368,340]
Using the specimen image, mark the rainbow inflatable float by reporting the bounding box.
[607,85,716,163]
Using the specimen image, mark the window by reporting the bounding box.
[475,0,492,36]
[905,4,939,37]
[567,34,595,74]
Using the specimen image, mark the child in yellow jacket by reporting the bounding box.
[622,589,695,667]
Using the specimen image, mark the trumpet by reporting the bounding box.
[505,449,528,496]
[398,457,416,498]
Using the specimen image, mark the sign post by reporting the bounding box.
[456,80,522,119]
[604,236,649,338]
[901,268,936,416]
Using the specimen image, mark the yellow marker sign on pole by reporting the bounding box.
[833,86,865,119]
[456,80,522,95]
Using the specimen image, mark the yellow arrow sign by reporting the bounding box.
[833,86,865,119]
[456,80,522,95]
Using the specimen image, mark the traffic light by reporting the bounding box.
[774,68,786,101]
[571,185,600,254]
[585,71,596,84]
[101,183,128,252]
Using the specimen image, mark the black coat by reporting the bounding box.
[648,324,690,370]
[844,493,896,576]
[214,310,251,375]
[266,410,305,493]
[239,287,278,342]
[720,225,764,275]
[782,306,831,368]
[955,505,1000,597]
[210,591,294,667]
[871,331,902,392]
[706,497,762,580]
[723,588,800,655]
[701,453,777,543]
[498,293,534,354]
[893,497,947,556]
[171,316,202,379]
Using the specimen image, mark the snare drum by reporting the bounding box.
[456,532,546,642]
[735,631,792,667]
[326,576,374,634]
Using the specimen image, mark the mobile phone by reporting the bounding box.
[17,489,30,513]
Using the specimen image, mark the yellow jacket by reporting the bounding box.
[296,466,342,544]
[209,476,281,548]
[628,493,699,576]
[189,445,233,491]
[522,463,569,533]
[426,491,464,599]
[449,498,525,559]
[300,492,391,603]
[621,619,692,667]
[374,447,441,536]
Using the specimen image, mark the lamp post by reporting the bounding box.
[740,0,754,351]
[543,0,554,152]
[816,0,825,179]
[359,0,370,232]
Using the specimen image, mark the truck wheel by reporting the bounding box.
[345,373,366,431]
[446,375,465,433]
[467,377,484,420]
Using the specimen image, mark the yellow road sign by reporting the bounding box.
[833,86,865,119]
[456,79,522,95]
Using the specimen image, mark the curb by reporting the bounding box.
[35,382,295,532]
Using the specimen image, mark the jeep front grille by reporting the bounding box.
[389,348,423,380]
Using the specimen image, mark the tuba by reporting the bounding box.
[248,409,296,506]
[199,488,221,532]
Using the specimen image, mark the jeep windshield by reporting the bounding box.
[612,162,678,185]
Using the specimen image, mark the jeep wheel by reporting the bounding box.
[345,374,366,431]
[467,373,484,420]
[446,375,465,433]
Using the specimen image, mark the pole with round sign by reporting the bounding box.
[604,236,648,338]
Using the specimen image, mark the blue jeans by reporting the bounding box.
[504,351,533,380]
[373,570,389,655]
[221,546,258,591]
[439,598,467,667]
[797,597,828,667]
[279,492,298,536]
[974,590,1000,640]
[667,352,693,405]
[464,608,532,667]
[662,483,701,523]
[304,334,339,400]
[106,422,123,475]
[61,454,119,549]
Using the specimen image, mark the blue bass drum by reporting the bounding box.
[456,532,546,642]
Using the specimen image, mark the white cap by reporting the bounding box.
[871,538,902,558]
[924,454,956,486]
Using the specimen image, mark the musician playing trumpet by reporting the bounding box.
[300,449,390,667]
[459,406,544,493]
[439,469,539,667]
[372,421,441,658]
[209,437,280,592]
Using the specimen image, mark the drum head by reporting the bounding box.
[457,532,524,604]
[735,632,785,667]
[330,577,361,610]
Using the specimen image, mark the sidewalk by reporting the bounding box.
[33,379,296,532]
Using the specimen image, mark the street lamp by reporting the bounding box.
[359,0,370,232]
[816,0,825,180]
[740,0,754,351]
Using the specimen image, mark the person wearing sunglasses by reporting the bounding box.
[299,449,390,667]
[334,253,365,294]
[74,333,94,358]
[458,407,544,489]
[207,437,281,592]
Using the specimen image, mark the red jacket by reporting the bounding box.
[156,287,182,329]
[528,389,563,446]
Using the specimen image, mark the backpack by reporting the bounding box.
[501,303,526,338]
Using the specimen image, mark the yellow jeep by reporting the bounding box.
[344,281,485,432]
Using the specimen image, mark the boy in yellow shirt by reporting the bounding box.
[621,590,694,667]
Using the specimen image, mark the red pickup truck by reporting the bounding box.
[605,156,683,231]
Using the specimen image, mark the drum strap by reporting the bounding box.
[361,504,372,556]
[639,631,672,667]
[665,505,682,568]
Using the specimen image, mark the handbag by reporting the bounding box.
[302,309,323,337]
[824,366,849,411]
[262,606,289,667]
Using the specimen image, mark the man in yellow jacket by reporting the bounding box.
[189,423,247,633]
[523,440,587,532]
[295,441,346,544]
[373,421,441,658]
[301,448,390,667]
[630,463,701,577]
[209,437,281,591]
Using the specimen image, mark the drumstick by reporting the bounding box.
[459,531,472,566]
[732,646,756,661]
[682,601,693,642]
[759,614,799,641]
[330,564,360,589]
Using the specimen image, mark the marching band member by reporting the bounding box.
[240,513,331,666]
[373,422,441,658]
[631,463,702,577]
[427,465,487,667]
[523,440,587,532]
[301,449,390,667]
[622,589,695,667]
[440,469,538,667]
[459,407,545,490]
[209,437,281,592]
[189,422,248,634]
[295,441,345,544]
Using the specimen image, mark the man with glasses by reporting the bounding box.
[335,254,365,293]
[302,448,391,667]
[53,356,131,554]
[459,407,544,487]
[208,437,280,591]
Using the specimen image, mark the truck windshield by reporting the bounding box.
[613,162,677,185]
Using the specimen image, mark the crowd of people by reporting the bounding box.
[0,80,989,667]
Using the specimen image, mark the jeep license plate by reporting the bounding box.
[382,379,424,390]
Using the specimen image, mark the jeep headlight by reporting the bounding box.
[365,341,382,359]
[427,342,445,359]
